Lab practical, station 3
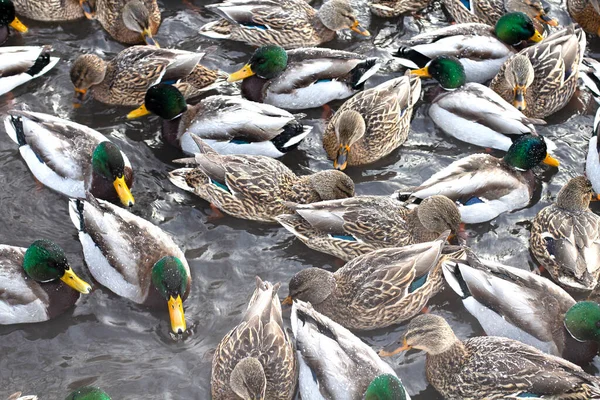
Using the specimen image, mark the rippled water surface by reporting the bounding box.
[2,0,600,398]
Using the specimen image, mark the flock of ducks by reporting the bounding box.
[2,0,600,397]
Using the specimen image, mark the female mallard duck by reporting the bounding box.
[126,84,312,157]
[443,249,600,365]
[0,240,91,325]
[381,314,600,399]
[4,110,134,207]
[409,55,546,151]
[227,45,380,110]
[490,26,585,118]
[12,0,93,21]
[399,134,559,224]
[530,176,600,291]
[322,73,421,170]
[568,0,600,35]
[283,233,461,330]
[212,277,297,400]
[291,300,411,400]
[65,387,111,400]
[95,0,160,46]
[70,46,227,107]
[440,0,557,29]
[199,0,369,49]
[276,195,462,261]
[368,0,430,18]
[394,12,543,84]
[168,136,355,222]
[588,108,600,192]
[0,47,59,96]
[0,0,27,43]
[69,196,191,334]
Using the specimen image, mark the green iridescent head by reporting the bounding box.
[144,84,188,120]
[92,141,134,207]
[364,374,408,400]
[495,12,543,45]
[228,45,288,82]
[411,56,466,89]
[565,301,600,342]
[0,0,15,27]
[65,386,111,400]
[23,240,91,293]
[152,256,189,334]
[503,135,559,170]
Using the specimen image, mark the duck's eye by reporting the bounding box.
[595,320,600,329]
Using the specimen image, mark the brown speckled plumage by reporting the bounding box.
[369,0,430,18]
[13,0,89,21]
[568,0,600,35]
[95,0,161,44]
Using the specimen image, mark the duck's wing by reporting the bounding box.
[586,107,600,192]
[0,46,59,96]
[206,0,312,30]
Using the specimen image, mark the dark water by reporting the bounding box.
[1,0,600,398]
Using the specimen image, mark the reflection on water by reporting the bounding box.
[0,0,599,398]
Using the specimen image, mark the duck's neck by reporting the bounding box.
[311,14,336,42]
[426,341,468,383]
[560,324,599,365]
[406,209,439,243]
[241,76,268,103]
[288,176,321,203]
[161,116,184,148]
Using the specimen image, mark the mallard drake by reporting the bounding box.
[368,0,430,18]
[70,46,227,107]
[126,84,312,157]
[568,0,600,35]
[398,134,559,224]
[0,47,59,96]
[211,277,296,400]
[409,55,546,151]
[588,107,600,192]
[276,195,462,261]
[440,0,557,29]
[12,0,93,21]
[227,45,380,110]
[0,0,27,43]
[0,240,91,325]
[443,249,600,365]
[4,110,135,207]
[95,0,160,46]
[381,314,600,399]
[291,300,411,400]
[69,196,191,334]
[65,387,111,400]
[199,0,369,49]
[322,73,421,170]
[490,26,585,118]
[394,12,543,84]
[283,233,460,330]
[530,176,600,291]
[168,136,355,222]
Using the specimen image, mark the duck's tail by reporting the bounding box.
[68,198,85,232]
[4,114,26,146]
[350,58,381,90]
[271,122,312,153]
[393,46,431,70]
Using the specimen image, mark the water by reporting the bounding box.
[0,0,600,398]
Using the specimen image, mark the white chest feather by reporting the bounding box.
[265,81,355,110]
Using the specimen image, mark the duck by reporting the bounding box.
[69,195,191,334]
[283,232,462,330]
[588,107,600,192]
[211,277,297,400]
[567,0,600,36]
[227,45,380,110]
[530,176,600,291]
[490,25,586,118]
[0,0,27,44]
[168,136,355,222]
[4,110,135,207]
[65,387,111,400]
[291,300,411,400]
[12,0,93,21]
[276,195,462,261]
[322,73,421,170]
[198,0,370,49]
[440,0,557,30]
[393,12,543,84]
[95,0,161,46]
[380,314,600,399]
[409,55,547,151]
[0,239,91,325]
[126,84,312,157]
[70,46,228,107]
[443,248,600,365]
[0,46,60,96]
[368,0,431,18]
[398,134,559,224]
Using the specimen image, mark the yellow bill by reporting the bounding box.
[411,66,431,78]
[60,267,92,294]
[334,145,350,171]
[228,64,255,82]
[350,19,370,36]
[282,296,293,305]
[10,17,28,33]
[142,28,159,48]
[113,175,135,207]
[379,338,412,357]
[542,153,560,167]
[127,104,151,119]
[529,29,544,43]
[168,295,186,334]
